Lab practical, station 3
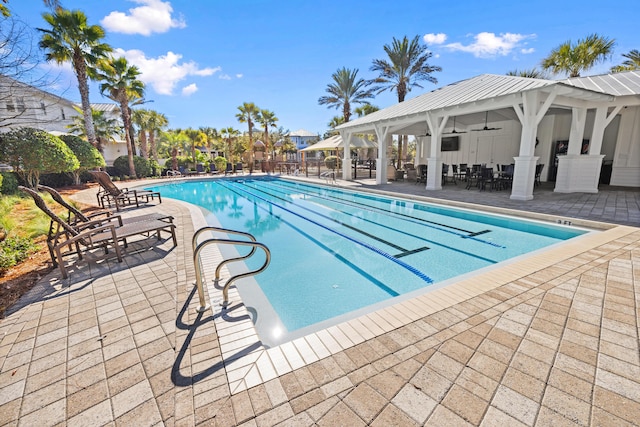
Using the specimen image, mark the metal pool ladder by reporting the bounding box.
[192,226,271,312]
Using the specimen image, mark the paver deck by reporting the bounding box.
[1,175,638,426]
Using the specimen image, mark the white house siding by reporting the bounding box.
[611,106,640,187]
[0,77,76,133]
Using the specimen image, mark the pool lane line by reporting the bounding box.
[217,184,402,297]
[268,179,504,248]
[240,181,412,252]
[273,179,489,235]
[241,180,500,265]
[254,179,505,255]
[219,180,434,284]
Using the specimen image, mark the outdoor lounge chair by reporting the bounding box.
[20,186,177,279]
[37,185,173,228]
[90,170,162,211]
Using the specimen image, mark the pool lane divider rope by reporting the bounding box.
[219,180,434,285]
[243,179,499,265]
[268,178,505,249]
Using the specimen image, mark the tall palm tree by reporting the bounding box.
[38,9,112,149]
[541,33,615,78]
[67,106,122,154]
[256,109,278,160]
[220,127,240,164]
[369,35,442,165]
[611,49,640,73]
[147,110,168,162]
[236,102,260,171]
[318,67,373,123]
[93,56,145,177]
[131,108,151,159]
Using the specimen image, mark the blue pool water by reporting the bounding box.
[148,177,587,339]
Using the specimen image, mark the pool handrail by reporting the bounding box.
[192,226,271,311]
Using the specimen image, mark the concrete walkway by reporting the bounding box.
[0,176,638,426]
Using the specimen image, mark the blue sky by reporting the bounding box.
[9,0,638,136]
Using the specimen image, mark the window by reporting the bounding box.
[60,108,66,120]
[40,102,46,115]
[16,97,25,112]
[6,102,15,112]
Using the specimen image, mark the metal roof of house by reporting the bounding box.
[336,73,612,132]
[562,70,640,96]
[288,129,317,137]
[90,103,120,112]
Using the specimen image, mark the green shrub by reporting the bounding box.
[213,156,227,173]
[0,172,18,194]
[112,155,152,178]
[0,235,37,274]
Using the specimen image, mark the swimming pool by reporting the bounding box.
[148,177,588,345]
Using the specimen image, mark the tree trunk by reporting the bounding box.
[139,129,148,159]
[149,131,157,161]
[73,55,98,148]
[119,97,136,177]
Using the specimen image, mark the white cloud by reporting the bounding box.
[521,47,535,54]
[235,74,243,79]
[445,32,535,58]
[101,0,186,36]
[115,48,220,95]
[181,83,197,96]
[218,74,231,80]
[423,33,447,45]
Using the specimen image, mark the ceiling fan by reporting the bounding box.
[472,111,502,132]
[444,117,467,134]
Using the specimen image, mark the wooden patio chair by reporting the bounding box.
[20,186,177,279]
[90,171,162,211]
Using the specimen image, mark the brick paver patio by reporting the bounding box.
[1,176,638,426]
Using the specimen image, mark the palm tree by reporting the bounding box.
[318,67,373,123]
[199,127,221,161]
[611,49,640,73]
[236,102,260,171]
[67,106,122,154]
[182,128,207,166]
[220,127,240,164]
[369,35,442,166]
[93,56,145,177]
[158,130,189,171]
[147,110,168,161]
[256,109,278,160]
[506,68,549,79]
[354,104,380,117]
[132,108,151,159]
[38,8,112,149]
[541,33,615,78]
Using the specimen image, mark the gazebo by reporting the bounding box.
[335,73,640,200]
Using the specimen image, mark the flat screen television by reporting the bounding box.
[441,135,459,151]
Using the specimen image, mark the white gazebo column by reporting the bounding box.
[555,105,622,193]
[373,125,389,185]
[554,107,585,193]
[511,90,555,200]
[340,131,352,180]
[425,114,448,190]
